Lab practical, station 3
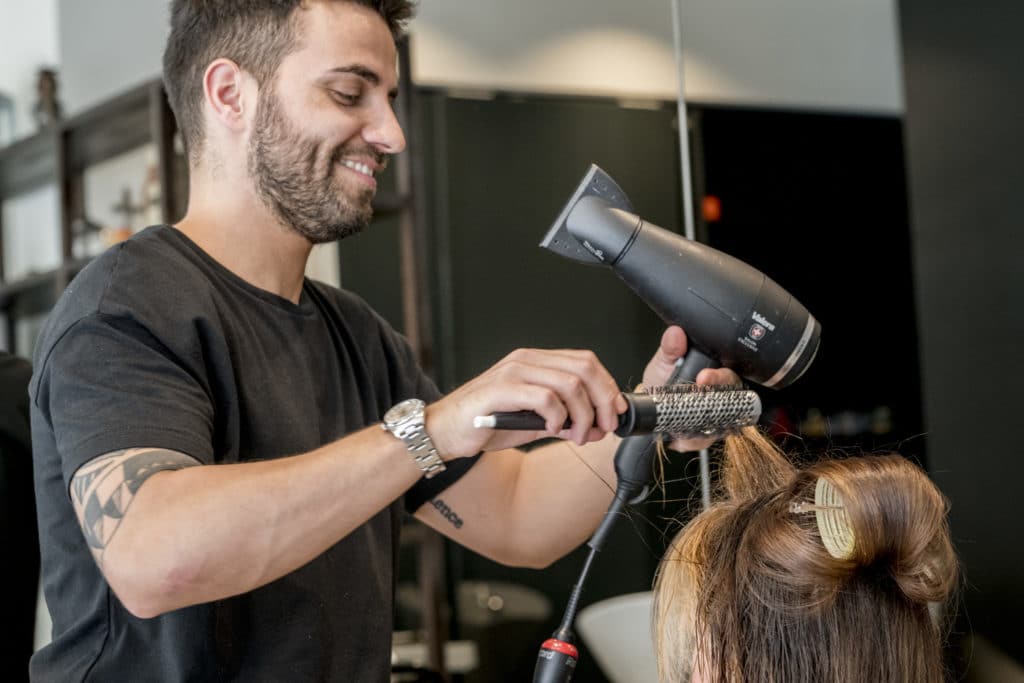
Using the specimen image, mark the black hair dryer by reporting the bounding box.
[540,164,820,389]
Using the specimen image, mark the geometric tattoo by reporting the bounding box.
[70,448,201,566]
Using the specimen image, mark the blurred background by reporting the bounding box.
[1,0,1021,681]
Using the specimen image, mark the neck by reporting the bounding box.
[175,167,314,303]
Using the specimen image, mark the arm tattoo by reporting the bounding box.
[70,448,200,565]
[430,498,464,530]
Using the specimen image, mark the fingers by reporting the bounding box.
[647,327,744,452]
[497,349,624,442]
[695,366,743,387]
[643,326,745,389]
[668,434,718,453]
[432,330,745,459]
[429,347,625,456]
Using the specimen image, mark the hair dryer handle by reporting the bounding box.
[533,638,579,683]
[672,347,718,384]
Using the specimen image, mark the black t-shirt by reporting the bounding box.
[29,225,475,682]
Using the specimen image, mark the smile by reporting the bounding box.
[342,159,374,178]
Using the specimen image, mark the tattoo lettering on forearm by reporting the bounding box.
[431,498,464,529]
[71,448,199,564]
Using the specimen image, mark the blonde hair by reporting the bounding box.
[653,427,957,682]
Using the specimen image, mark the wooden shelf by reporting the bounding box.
[63,81,159,175]
[0,82,165,202]
[0,79,181,357]
[0,257,92,316]
[0,129,58,198]
[0,268,60,313]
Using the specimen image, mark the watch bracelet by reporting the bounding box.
[400,422,446,479]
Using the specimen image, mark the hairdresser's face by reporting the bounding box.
[249,2,405,243]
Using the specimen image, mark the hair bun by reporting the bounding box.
[805,455,957,605]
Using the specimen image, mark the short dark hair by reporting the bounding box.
[162,0,416,163]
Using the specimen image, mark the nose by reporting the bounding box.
[364,101,406,155]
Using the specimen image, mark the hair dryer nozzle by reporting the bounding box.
[540,164,635,266]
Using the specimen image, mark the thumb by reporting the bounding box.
[644,326,689,386]
[657,325,688,362]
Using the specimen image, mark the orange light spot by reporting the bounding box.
[702,195,722,223]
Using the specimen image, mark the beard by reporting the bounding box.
[247,87,382,244]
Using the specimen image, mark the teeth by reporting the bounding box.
[342,159,373,177]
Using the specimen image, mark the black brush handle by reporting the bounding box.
[480,399,654,433]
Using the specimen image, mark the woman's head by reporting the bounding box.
[653,428,957,682]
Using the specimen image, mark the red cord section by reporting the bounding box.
[541,639,579,659]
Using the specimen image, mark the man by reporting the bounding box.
[29,1,737,680]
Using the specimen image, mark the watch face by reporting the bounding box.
[386,398,424,426]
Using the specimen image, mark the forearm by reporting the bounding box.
[418,330,741,569]
[104,425,421,617]
[505,436,622,565]
[433,436,622,569]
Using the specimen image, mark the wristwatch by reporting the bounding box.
[382,398,447,479]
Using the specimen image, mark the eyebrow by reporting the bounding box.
[325,64,399,99]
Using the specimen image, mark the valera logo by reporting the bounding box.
[749,324,767,340]
[581,240,606,262]
[751,311,776,332]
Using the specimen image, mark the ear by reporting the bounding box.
[202,58,253,136]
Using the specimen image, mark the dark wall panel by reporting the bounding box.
[422,92,683,683]
[695,107,924,459]
[899,0,1024,666]
[426,94,678,392]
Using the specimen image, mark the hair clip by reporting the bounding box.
[788,479,856,559]
[814,477,855,560]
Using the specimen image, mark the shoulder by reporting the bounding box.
[42,226,205,322]
[31,226,217,377]
[99,225,220,311]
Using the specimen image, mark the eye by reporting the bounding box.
[330,90,360,106]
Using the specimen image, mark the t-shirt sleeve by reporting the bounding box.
[34,313,215,491]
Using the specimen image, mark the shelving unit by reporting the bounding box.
[0,128,57,203]
[391,38,453,681]
[0,79,184,354]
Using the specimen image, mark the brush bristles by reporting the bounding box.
[644,384,761,437]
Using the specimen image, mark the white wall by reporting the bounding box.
[57,0,904,115]
[0,0,62,339]
[0,0,61,140]
[413,0,904,113]
[57,0,169,115]
[1,184,61,280]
